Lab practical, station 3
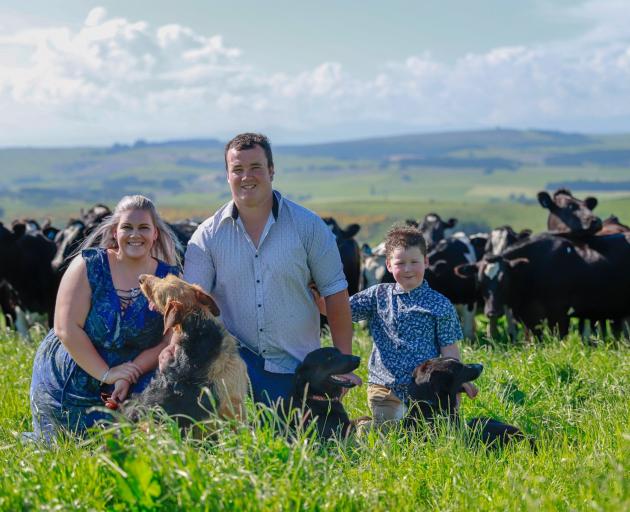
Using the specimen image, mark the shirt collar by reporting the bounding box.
[392,280,428,296]
[219,190,282,224]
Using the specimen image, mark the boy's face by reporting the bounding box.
[386,246,428,292]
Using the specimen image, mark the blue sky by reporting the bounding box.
[1,0,629,146]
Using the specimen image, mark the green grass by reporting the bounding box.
[1,325,628,511]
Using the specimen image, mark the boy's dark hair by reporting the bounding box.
[385,224,427,258]
[224,133,274,170]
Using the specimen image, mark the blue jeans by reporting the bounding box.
[239,348,294,407]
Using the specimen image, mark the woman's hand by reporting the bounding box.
[104,362,142,384]
[158,343,179,371]
[111,379,131,403]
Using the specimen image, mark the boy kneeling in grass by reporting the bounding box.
[318,224,478,426]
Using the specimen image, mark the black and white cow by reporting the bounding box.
[419,213,457,250]
[425,232,480,339]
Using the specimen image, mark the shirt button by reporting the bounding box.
[258,304,262,307]
[255,254,258,258]
[259,328,263,332]
[256,279,260,283]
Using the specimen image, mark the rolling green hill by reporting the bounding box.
[1,128,629,241]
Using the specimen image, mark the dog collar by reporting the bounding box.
[309,394,340,402]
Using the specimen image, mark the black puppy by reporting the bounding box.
[291,347,361,439]
[122,301,226,430]
[405,357,532,448]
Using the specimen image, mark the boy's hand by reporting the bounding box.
[454,382,479,409]
[461,382,478,399]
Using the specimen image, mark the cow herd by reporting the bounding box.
[0,205,199,336]
[2,188,629,341]
[333,189,630,341]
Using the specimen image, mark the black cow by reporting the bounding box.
[598,215,630,236]
[480,226,531,339]
[52,204,113,272]
[0,279,24,332]
[322,217,361,296]
[538,189,602,236]
[0,221,58,326]
[538,191,630,336]
[456,232,630,339]
[456,233,576,338]
[52,219,86,272]
[167,219,200,263]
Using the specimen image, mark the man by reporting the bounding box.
[181,133,360,406]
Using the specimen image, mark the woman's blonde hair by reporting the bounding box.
[79,195,181,267]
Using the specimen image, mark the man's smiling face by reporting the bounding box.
[226,145,274,209]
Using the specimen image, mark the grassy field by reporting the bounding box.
[1,325,628,511]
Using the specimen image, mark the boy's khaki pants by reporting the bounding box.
[367,384,406,425]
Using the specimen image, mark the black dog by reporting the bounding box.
[405,357,532,448]
[121,301,226,430]
[291,347,361,439]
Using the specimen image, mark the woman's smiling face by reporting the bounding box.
[114,209,157,260]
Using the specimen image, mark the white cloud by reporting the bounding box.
[0,3,629,145]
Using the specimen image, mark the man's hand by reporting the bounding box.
[158,343,179,371]
[308,281,327,316]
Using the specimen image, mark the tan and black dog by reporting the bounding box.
[137,274,249,421]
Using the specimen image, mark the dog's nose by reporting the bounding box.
[468,363,484,375]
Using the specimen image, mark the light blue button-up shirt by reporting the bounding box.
[183,191,347,373]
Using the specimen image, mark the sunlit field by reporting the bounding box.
[1,323,628,511]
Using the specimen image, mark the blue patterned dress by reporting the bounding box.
[29,248,179,440]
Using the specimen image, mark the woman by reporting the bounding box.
[29,195,181,440]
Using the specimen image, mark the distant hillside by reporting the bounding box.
[275,128,595,159]
[1,128,629,224]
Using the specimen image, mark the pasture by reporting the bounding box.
[1,129,630,510]
[1,325,628,511]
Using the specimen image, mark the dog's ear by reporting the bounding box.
[163,300,185,334]
[412,360,432,383]
[193,287,221,316]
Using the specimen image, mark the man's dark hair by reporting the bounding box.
[224,133,274,170]
[384,224,427,258]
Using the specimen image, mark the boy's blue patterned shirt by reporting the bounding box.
[350,280,463,399]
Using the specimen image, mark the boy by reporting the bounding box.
[350,224,477,424]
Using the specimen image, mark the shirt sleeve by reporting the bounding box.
[182,230,216,294]
[307,217,348,297]
[436,303,464,347]
[349,286,376,322]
